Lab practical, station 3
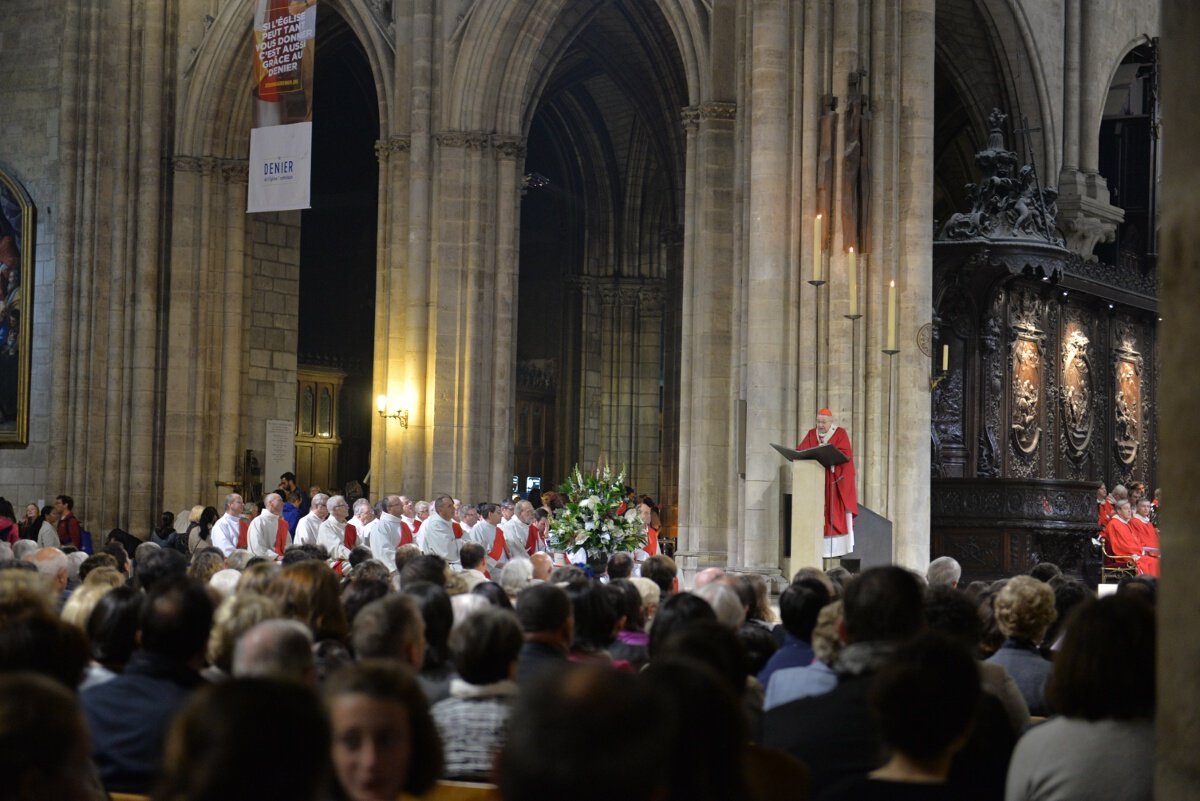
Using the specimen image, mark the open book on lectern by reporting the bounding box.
[770,442,849,468]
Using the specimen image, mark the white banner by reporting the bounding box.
[247,121,313,212]
[248,0,316,213]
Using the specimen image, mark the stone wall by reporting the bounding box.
[0,0,61,508]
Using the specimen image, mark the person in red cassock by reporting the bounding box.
[1103,500,1159,577]
[797,408,858,557]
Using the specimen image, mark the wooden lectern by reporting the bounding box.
[773,442,849,580]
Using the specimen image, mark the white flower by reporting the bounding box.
[588,495,601,507]
[575,533,589,545]
[601,533,611,543]
[624,508,639,522]
[585,522,594,531]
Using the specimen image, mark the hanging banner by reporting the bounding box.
[247,0,317,213]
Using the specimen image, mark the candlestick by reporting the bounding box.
[810,215,824,285]
[846,247,860,319]
[942,343,949,372]
[884,280,897,353]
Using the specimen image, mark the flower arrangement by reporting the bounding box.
[548,464,645,559]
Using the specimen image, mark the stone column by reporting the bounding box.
[891,0,935,570]
[492,135,526,500]
[1056,0,1124,258]
[1157,2,1200,795]
[675,99,738,579]
[370,134,412,496]
[741,0,793,574]
[635,283,665,500]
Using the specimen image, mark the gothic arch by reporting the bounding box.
[442,0,709,137]
[177,0,395,158]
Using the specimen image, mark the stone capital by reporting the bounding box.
[680,106,701,130]
[374,135,411,162]
[435,131,484,149]
[171,154,215,174]
[491,134,527,160]
[219,158,249,183]
[699,101,737,121]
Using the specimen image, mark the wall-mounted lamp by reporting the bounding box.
[376,395,409,428]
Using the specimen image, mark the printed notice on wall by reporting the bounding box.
[265,418,295,492]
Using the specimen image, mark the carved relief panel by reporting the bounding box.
[1112,321,1143,474]
[977,290,1004,478]
[1060,324,1094,465]
[1008,288,1045,477]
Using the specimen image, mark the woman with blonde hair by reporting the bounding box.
[985,575,1057,716]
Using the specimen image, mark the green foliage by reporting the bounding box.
[547,464,646,559]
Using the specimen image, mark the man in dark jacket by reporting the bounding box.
[81,576,213,793]
[762,566,924,793]
[514,582,573,685]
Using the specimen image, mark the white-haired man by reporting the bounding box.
[247,492,287,561]
[350,497,376,549]
[926,556,962,589]
[497,500,535,565]
[419,494,462,569]
[371,494,412,573]
[212,494,245,557]
[797,408,859,557]
[294,492,329,547]
[318,495,354,566]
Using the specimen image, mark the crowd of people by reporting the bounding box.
[0,478,1158,801]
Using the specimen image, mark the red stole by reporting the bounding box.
[344,523,357,549]
[274,519,290,555]
[797,426,859,537]
[644,527,659,556]
[237,519,250,550]
[526,524,540,555]
[399,521,414,546]
[413,519,423,533]
[489,526,507,563]
[453,522,464,539]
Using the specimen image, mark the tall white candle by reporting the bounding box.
[848,247,857,316]
[942,343,949,371]
[886,280,896,350]
[813,215,823,282]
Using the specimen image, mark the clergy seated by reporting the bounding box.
[432,608,522,781]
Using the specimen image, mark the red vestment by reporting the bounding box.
[798,426,859,537]
[1129,518,1161,577]
[1097,499,1114,527]
[274,518,290,556]
[1103,517,1159,576]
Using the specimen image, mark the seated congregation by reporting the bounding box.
[0,539,1156,801]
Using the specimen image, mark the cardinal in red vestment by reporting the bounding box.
[797,408,859,557]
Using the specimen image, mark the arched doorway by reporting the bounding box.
[515,0,688,529]
[294,6,379,496]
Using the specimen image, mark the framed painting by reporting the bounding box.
[0,165,33,446]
